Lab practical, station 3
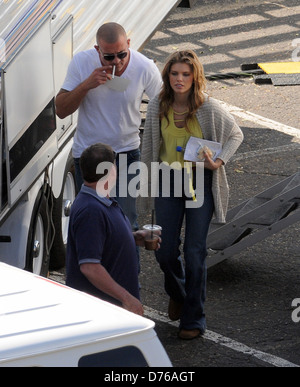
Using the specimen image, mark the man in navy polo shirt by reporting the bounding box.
[66,143,157,316]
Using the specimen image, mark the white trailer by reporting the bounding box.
[0,0,184,276]
[0,263,172,367]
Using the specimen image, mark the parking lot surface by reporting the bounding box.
[139,0,300,367]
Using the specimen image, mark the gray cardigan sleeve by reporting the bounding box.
[196,97,244,165]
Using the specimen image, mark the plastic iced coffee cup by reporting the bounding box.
[143,225,162,251]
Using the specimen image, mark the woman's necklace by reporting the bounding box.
[173,109,189,116]
[173,106,189,127]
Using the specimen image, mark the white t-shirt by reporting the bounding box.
[62,48,162,157]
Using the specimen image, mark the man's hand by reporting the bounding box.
[122,293,144,316]
[134,230,162,250]
[83,66,113,89]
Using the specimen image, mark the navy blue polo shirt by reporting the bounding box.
[66,185,139,305]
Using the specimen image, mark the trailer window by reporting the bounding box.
[1,122,7,210]
[1,130,7,208]
[78,346,148,367]
[9,98,56,182]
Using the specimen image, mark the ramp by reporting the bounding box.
[256,62,300,86]
[207,172,300,268]
[241,62,300,86]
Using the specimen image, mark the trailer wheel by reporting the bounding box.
[25,192,50,277]
[50,154,76,270]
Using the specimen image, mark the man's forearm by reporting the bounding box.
[55,84,89,119]
[80,263,128,303]
[80,263,144,315]
[56,66,113,119]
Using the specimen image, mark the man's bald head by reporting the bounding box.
[96,23,127,45]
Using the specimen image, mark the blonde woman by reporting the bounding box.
[141,50,243,340]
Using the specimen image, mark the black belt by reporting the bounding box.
[116,148,139,155]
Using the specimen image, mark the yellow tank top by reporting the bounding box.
[159,108,203,168]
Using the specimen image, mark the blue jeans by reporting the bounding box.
[155,169,214,331]
[115,148,140,232]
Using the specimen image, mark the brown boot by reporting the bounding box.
[168,298,183,321]
[178,329,203,340]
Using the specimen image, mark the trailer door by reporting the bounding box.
[2,13,58,209]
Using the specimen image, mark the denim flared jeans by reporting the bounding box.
[155,168,214,331]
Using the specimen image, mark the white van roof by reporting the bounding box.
[0,263,156,364]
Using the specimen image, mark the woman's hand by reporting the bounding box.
[203,152,224,171]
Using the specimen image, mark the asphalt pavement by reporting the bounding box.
[139,0,300,367]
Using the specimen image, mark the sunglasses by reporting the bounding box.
[102,51,128,62]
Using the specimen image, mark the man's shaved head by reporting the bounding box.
[96,22,127,44]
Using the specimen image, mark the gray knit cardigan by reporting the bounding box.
[140,95,244,224]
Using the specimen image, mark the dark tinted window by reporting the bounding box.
[78,346,148,367]
[9,98,56,182]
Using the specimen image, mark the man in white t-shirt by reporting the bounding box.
[56,22,162,231]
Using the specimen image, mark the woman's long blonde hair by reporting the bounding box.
[159,50,207,131]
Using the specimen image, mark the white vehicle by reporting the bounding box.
[0,263,172,367]
[0,0,188,276]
